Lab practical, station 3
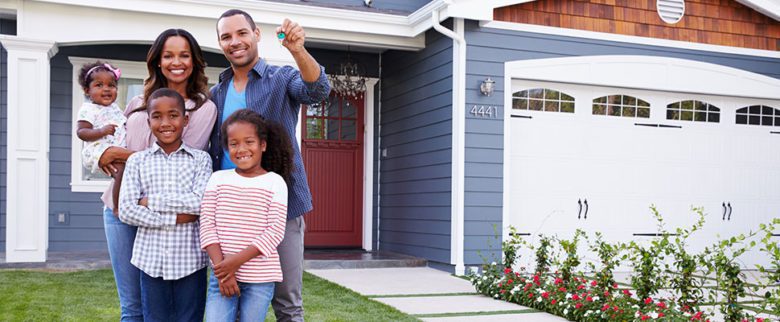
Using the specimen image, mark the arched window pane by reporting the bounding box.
[592,94,650,118]
[512,88,575,113]
[736,105,780,126]
[666,100,719,123]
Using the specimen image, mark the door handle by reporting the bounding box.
[577,199,582,219]
[722,202,727,221]
[727,202,732,221]
[583,199,589,220]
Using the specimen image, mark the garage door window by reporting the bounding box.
[512,88,575,113]
[592,95,650,118]
[735,105,780,126]
[666,100,720,123]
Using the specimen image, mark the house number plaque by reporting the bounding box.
[468,105,498,118]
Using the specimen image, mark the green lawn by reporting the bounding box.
[0,269,418,322]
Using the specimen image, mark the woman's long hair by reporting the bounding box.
[133,28,209,113]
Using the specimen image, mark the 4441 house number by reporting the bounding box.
[469,105,498,118]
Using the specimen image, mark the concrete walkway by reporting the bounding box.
[307,267,569,321]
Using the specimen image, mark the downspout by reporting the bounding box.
[376,53,383,250]
[432,9,466,275]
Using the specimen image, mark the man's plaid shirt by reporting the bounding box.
[119,143,211,280]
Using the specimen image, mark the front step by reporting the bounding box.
[304,250,427,269]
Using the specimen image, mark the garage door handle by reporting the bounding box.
[577,199,582,219]
[583,199,589,220]
[722,202,727,221]
[727,202,732,221]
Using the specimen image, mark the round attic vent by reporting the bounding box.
[657,0,685,24]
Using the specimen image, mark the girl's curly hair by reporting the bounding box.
[221,109,294,182]
[77,61,117,91]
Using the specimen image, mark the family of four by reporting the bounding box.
[76,9,330,322]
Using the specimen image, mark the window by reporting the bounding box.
[69,57,222,192]
[592,94,650,118]
[666,100,720,123]
[512,88,575,113]
[736,105,780,126]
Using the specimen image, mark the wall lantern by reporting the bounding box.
[480,77,495,96]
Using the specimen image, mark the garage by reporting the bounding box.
[505,78,780,269]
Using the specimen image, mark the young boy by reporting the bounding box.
[119,88,212,321]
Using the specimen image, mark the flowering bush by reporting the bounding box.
[469,208,776,321]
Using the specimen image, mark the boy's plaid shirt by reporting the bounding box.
[119,143,211,280]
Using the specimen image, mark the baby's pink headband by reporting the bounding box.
[85,63,121,83]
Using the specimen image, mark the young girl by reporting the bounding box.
[76,61,126,215]
[200,109,292,321]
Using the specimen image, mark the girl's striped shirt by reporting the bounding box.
[199,169,288,283]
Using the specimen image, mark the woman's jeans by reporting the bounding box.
[205,272,275,322]
[103,207,143,322]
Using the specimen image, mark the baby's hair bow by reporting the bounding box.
[103,63,121,80]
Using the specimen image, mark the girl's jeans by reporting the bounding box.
[205,272,275,322]
[103,207,143,322]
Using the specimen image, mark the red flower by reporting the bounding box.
[691,311,703,320]
[612,305,619,312]
[756,319,764,322]
[524,283,532,291]
[577,284,585,290]
[542,292,550,299]
[641,315,650,321]
[657,301,667,309]
[622,289,632,296]
[572,294,580,301]
[612,283,619,288]
[551,299,557,305]
[504,268,512,274]
[586,296,593,302]
[658,312,665,318]
[559,287,567,292]
[591,280,598,287]
[528,292,534,298]
[554,278,563,285]
[575,303,583,309]
[500,289,506,294]
[498,283,502,288]
[507,279,514,285]
[644,297,653,305]
[601,304,610,311]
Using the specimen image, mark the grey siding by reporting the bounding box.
[462,19,780,265]
[0,18,16,252]
[378,27,453,264]
[46,44,230,251]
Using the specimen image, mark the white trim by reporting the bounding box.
[362,78,379,251]
[736,0,780,21]
[1,36,56,263]
[433,11,467,275]
[482,21,780,59]
[505,55,780,100]
[68,56,223,193]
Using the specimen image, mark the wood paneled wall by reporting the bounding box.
[494,0,780,51]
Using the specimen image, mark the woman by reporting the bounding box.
[98,28,217,321]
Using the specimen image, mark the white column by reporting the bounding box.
[1,36,57,263]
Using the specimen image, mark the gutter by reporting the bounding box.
[432,8,467,276]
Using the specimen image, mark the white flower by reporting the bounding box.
[494,294,499,298]
[564,309,569,315]
[566,293,572,299]
[593,296,600,301]
[537,297,542,302]
[491,261,497,266]
[649,312,658,319]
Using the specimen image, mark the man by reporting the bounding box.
[209,9,330,322]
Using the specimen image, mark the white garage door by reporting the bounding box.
[506,80,780,269]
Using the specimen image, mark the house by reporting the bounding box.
[1,0,779,274]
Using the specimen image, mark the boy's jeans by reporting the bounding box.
[140,267,207,322]
[103,207,143,322]
[206,272,275,322]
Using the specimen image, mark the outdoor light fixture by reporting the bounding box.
[480,77,495,96]
[328,46,367,99]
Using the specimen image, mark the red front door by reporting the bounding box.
[302,93,364,247]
